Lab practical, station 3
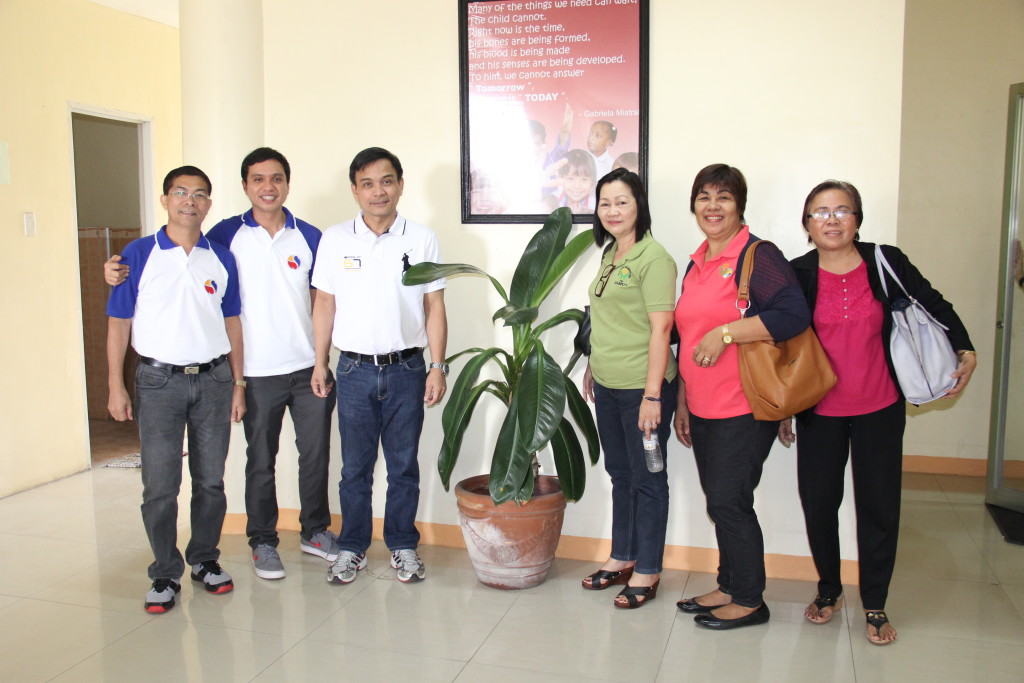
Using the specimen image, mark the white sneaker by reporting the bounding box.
[390,549,425,583]
[327,551,367,585]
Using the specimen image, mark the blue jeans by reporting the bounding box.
[594,378,677,575]
[335,351,425,553]
[689,412,777,608]
[135,360,233,580]
[243,366,336,548]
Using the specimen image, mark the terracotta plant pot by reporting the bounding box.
[453,474,567,590]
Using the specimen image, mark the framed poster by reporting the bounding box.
[459,0,649,223]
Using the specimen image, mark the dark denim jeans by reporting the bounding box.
[243,366,337,548]
[135,360,233,580]
[689,412,777,608]
[335,351,426,554]
[594,378,677,575]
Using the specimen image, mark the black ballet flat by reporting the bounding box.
[676,597,719,614]
[694,603,770,630]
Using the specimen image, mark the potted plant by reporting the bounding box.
[403,207,600,588]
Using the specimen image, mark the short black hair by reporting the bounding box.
[592,168,652,248]
[163,165,211,195]
[349,147,403,184]
[593,120,618,142]
[689,163,747,222]
[241,147,291,183]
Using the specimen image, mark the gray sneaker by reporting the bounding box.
[301,530,341,561]
[327,550,367,585]
[144,578,181,614]
[252,544,286,580]
[190,560,233,594]
[390,549,425,583]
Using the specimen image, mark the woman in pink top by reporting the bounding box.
[673,164,811,630]
[782,180,976,645]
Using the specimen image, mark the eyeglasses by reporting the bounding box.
[168,189,211,202]
[807,210,857,221]
[594,264,615,298]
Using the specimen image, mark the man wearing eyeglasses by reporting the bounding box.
[107,166,245,614]
[311,147,448,586]
[106,148,340,583]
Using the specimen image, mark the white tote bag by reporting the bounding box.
[875,246,958,405]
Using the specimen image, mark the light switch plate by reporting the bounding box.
[23,212,36,237]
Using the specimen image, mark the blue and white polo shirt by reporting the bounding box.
[107,227,241,365]
[206,207,321,377]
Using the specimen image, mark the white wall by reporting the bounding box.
[230,0,905,560]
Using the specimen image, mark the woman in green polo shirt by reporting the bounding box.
[580,168,678,609]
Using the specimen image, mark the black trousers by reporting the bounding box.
[690,413,777,608]
[795,399,906,610]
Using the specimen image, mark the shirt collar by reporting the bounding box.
[602,233,656,264]
[156,226,211,250]
[241,206,296,229]
[353,212,406,236]
[689,225,750,269]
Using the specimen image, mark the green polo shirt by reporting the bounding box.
[588,234,678,389]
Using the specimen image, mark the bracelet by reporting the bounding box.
[958,350,976,358]
[643,395,661,402]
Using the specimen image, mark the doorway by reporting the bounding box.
[71,111,148,464]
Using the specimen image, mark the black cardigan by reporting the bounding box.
[789,241,974,399]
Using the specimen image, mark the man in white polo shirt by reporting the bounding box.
[311,147,448,585]
[107,165,245,614]
[106,148,339,581]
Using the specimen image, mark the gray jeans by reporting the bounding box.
[136,360,233,580]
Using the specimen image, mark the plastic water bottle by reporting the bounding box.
[642,434,664,473]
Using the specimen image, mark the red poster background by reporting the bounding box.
[464,0,644,220]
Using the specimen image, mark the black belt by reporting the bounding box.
[341,347,420,366]
[138,354,227,374]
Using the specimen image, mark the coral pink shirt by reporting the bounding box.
[675,227,751,419]
[813,261,898,416]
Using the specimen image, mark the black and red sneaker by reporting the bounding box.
[144,578,181,613]
[190,560,234,594]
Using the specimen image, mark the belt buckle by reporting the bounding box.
[184,365,200,375]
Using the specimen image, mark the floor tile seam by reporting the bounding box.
[461,587,526,667]
[245,634,307,682]
[948,501,1015,578]
[302,631,479,666]
[39,605,156,681]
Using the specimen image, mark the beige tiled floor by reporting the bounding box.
[1,470,1022,681]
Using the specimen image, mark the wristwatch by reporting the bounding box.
[234,379,248,388]
[429,362,449,376]
[721,324,734,345]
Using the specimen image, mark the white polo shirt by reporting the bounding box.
[312,213,445,355]
[206,208,320,377]
[107,228,240,365]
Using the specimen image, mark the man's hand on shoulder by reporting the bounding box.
[104,255,129,286]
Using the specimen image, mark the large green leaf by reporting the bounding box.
[551,418,586,502]
[533,307,584,338]
[437,348,506,489]
[403,262,509,304]
[514,341,567,454]
[528,231,596,308]
[492,303,539,327]
[563,373,600,465]
[509,207,573,307]
[488,401,533,504]
[513,461,536,505]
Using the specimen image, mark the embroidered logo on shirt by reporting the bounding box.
[720,264,734,278]
[344,256,362,270]
[287,255,301,270]
[613,266,632,287]
[204,279,218,294]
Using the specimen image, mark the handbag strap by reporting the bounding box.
[874,245,911,300]
[735,240,762,318]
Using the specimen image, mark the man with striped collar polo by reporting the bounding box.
[107,148,340,581]
[311,147,448,586]
[107,166,245,613]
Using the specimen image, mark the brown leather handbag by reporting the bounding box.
[735,242,836,421]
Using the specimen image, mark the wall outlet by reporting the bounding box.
[23,212,36,237]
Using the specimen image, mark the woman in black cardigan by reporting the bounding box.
[779,180,975,645]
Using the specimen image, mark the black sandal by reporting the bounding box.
[614,580,659,609]
[581,567,633,591]
[866,610,896,646]
[806,594,843,624]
